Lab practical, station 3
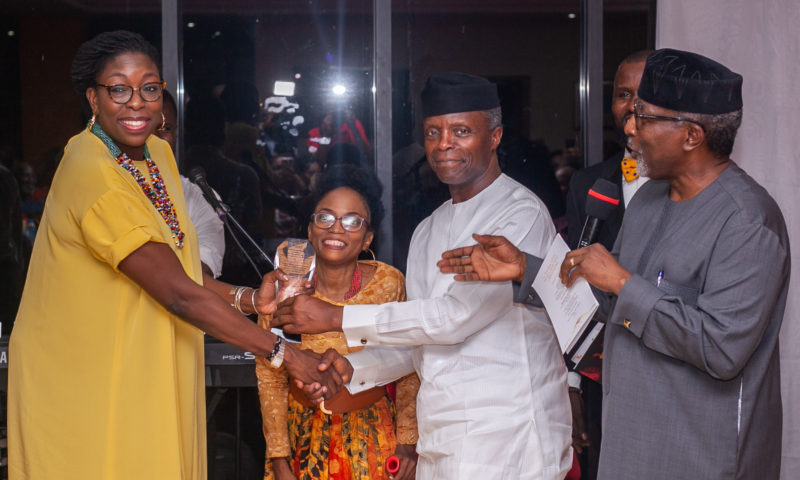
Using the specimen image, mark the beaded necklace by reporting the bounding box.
[312,263,362,301]
[89,122,185,248]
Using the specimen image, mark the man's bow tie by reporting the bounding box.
[621,157,639,183]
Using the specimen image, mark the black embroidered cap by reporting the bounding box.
[421,72,500,118]
[638,48,743,114]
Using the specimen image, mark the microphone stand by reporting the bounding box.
[210,196,275,278]
[189,165,275,278]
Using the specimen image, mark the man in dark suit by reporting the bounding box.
[564,49,651,480]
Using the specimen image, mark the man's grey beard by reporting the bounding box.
[636,157,650,178]
[625,143,649,178]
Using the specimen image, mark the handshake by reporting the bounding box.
[261,268,355,403]
[283,346,354,404]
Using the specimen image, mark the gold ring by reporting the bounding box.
[319,400,332,415]
[570,257,575,267]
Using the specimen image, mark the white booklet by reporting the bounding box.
[532,235,599,353]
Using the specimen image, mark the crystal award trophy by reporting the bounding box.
[274,238,316,302]
[272,239,316,342]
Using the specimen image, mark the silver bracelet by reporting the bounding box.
[251,288,258,315]
[233,286,248,314]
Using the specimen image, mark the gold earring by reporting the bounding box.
[160,112,166,131]
[87,114,96,130]
[363,248,376,261]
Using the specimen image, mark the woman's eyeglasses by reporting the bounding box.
[311,212,368,232]
[96,81,166,104]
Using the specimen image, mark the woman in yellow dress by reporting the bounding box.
[257,165,419,480]
[7,30,340,479]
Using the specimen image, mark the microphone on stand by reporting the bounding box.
[188,166,274,274]
[577,178,620,248]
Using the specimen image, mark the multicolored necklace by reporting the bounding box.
[89,122,185,248]
[313,263,362,300]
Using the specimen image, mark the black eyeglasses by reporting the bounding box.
[96,81,166,104]
[633,99,705,132]
[311,212,368,232]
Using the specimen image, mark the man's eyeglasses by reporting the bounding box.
[633,99,705,131]
[311,212,368,232]
[96,81,166,104]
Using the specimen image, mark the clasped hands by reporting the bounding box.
[436,233,631,295]
[256,275,353,403]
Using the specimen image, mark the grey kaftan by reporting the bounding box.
[597,162,789,480]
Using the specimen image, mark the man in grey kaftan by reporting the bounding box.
[589,162,788,479]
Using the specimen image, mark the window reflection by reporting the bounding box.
[180,6,374,287]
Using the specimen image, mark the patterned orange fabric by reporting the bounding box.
[621,157,639,182]
[265,395,398,480]
[256,261,418,480]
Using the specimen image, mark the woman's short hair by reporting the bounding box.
[70,30,160,117]
[310,164,384,231]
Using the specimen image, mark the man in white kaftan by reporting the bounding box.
[274,72,571,480]
[346,173,570,479]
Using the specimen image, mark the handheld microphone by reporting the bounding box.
[188,166,228,217]
[578,178,620,248]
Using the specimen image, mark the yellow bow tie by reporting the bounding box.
[621,157,639,183]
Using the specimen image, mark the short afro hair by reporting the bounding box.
[309,164,384,232]
[70,30,161,118]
